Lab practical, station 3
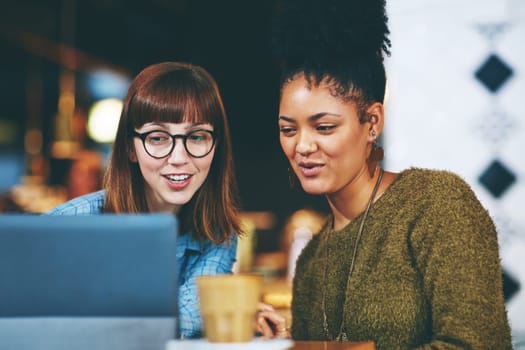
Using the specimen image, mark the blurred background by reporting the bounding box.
[0,0,326,247]
[0,0,524,340]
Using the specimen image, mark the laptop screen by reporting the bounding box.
[0,214,180,349]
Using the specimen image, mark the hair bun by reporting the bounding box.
[270,0,391,68]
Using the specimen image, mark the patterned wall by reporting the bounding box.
[385,0,524,344]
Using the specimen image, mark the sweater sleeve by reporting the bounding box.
[409,186,512,349]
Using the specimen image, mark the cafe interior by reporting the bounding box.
[1,0,524,348]
[0,0,327,255]
[0,0,332,346]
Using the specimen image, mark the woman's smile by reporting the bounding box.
[163,173,192,190]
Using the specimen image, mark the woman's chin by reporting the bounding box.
[298,182,327,196]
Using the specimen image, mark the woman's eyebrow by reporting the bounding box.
[141,122,166,129]
[309,112,342,121]
[278,115,294,122]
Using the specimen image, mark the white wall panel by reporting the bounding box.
[385,0,525,342]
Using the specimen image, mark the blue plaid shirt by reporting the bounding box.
[45,190,238,338]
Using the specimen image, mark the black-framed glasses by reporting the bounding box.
[133,129,215,159]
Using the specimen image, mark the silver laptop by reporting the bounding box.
[0,214,180,350]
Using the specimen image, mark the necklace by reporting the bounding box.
[321,168,384,341]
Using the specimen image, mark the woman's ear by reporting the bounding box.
[366,102,385,141]
[128,147,138,162]
[365,102,385,177]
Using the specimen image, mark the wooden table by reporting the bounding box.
[288,341,375,350]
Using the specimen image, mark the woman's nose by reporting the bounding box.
[167,139,189,164]
[295,131,317,155]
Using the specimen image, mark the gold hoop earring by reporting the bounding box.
[368,141,384,177]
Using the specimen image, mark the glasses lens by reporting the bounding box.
[185,130,214,157]
[144,131,173,158]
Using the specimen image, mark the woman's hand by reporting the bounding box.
[255,302,291,339]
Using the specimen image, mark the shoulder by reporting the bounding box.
[382,167,492,228]
[394,167,476,201]
[44,190,106,215]
[393,168,495,236]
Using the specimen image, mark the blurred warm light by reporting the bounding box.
[239,211,277,230]
[25,129,43,155]
[281,209,327,252]
[51,141,80,159]
[283,209,326,236]
[87,98,123,143]
[233,217,257,274]
[58,92,75,114]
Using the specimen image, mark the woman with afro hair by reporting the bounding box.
[255,0,512,348]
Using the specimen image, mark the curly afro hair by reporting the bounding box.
[270,0,391,119]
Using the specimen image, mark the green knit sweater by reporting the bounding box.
[291,168,512,349]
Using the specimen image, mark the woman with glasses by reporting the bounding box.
[46,61,242,338]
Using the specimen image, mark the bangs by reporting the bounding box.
[128,69,223,130]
